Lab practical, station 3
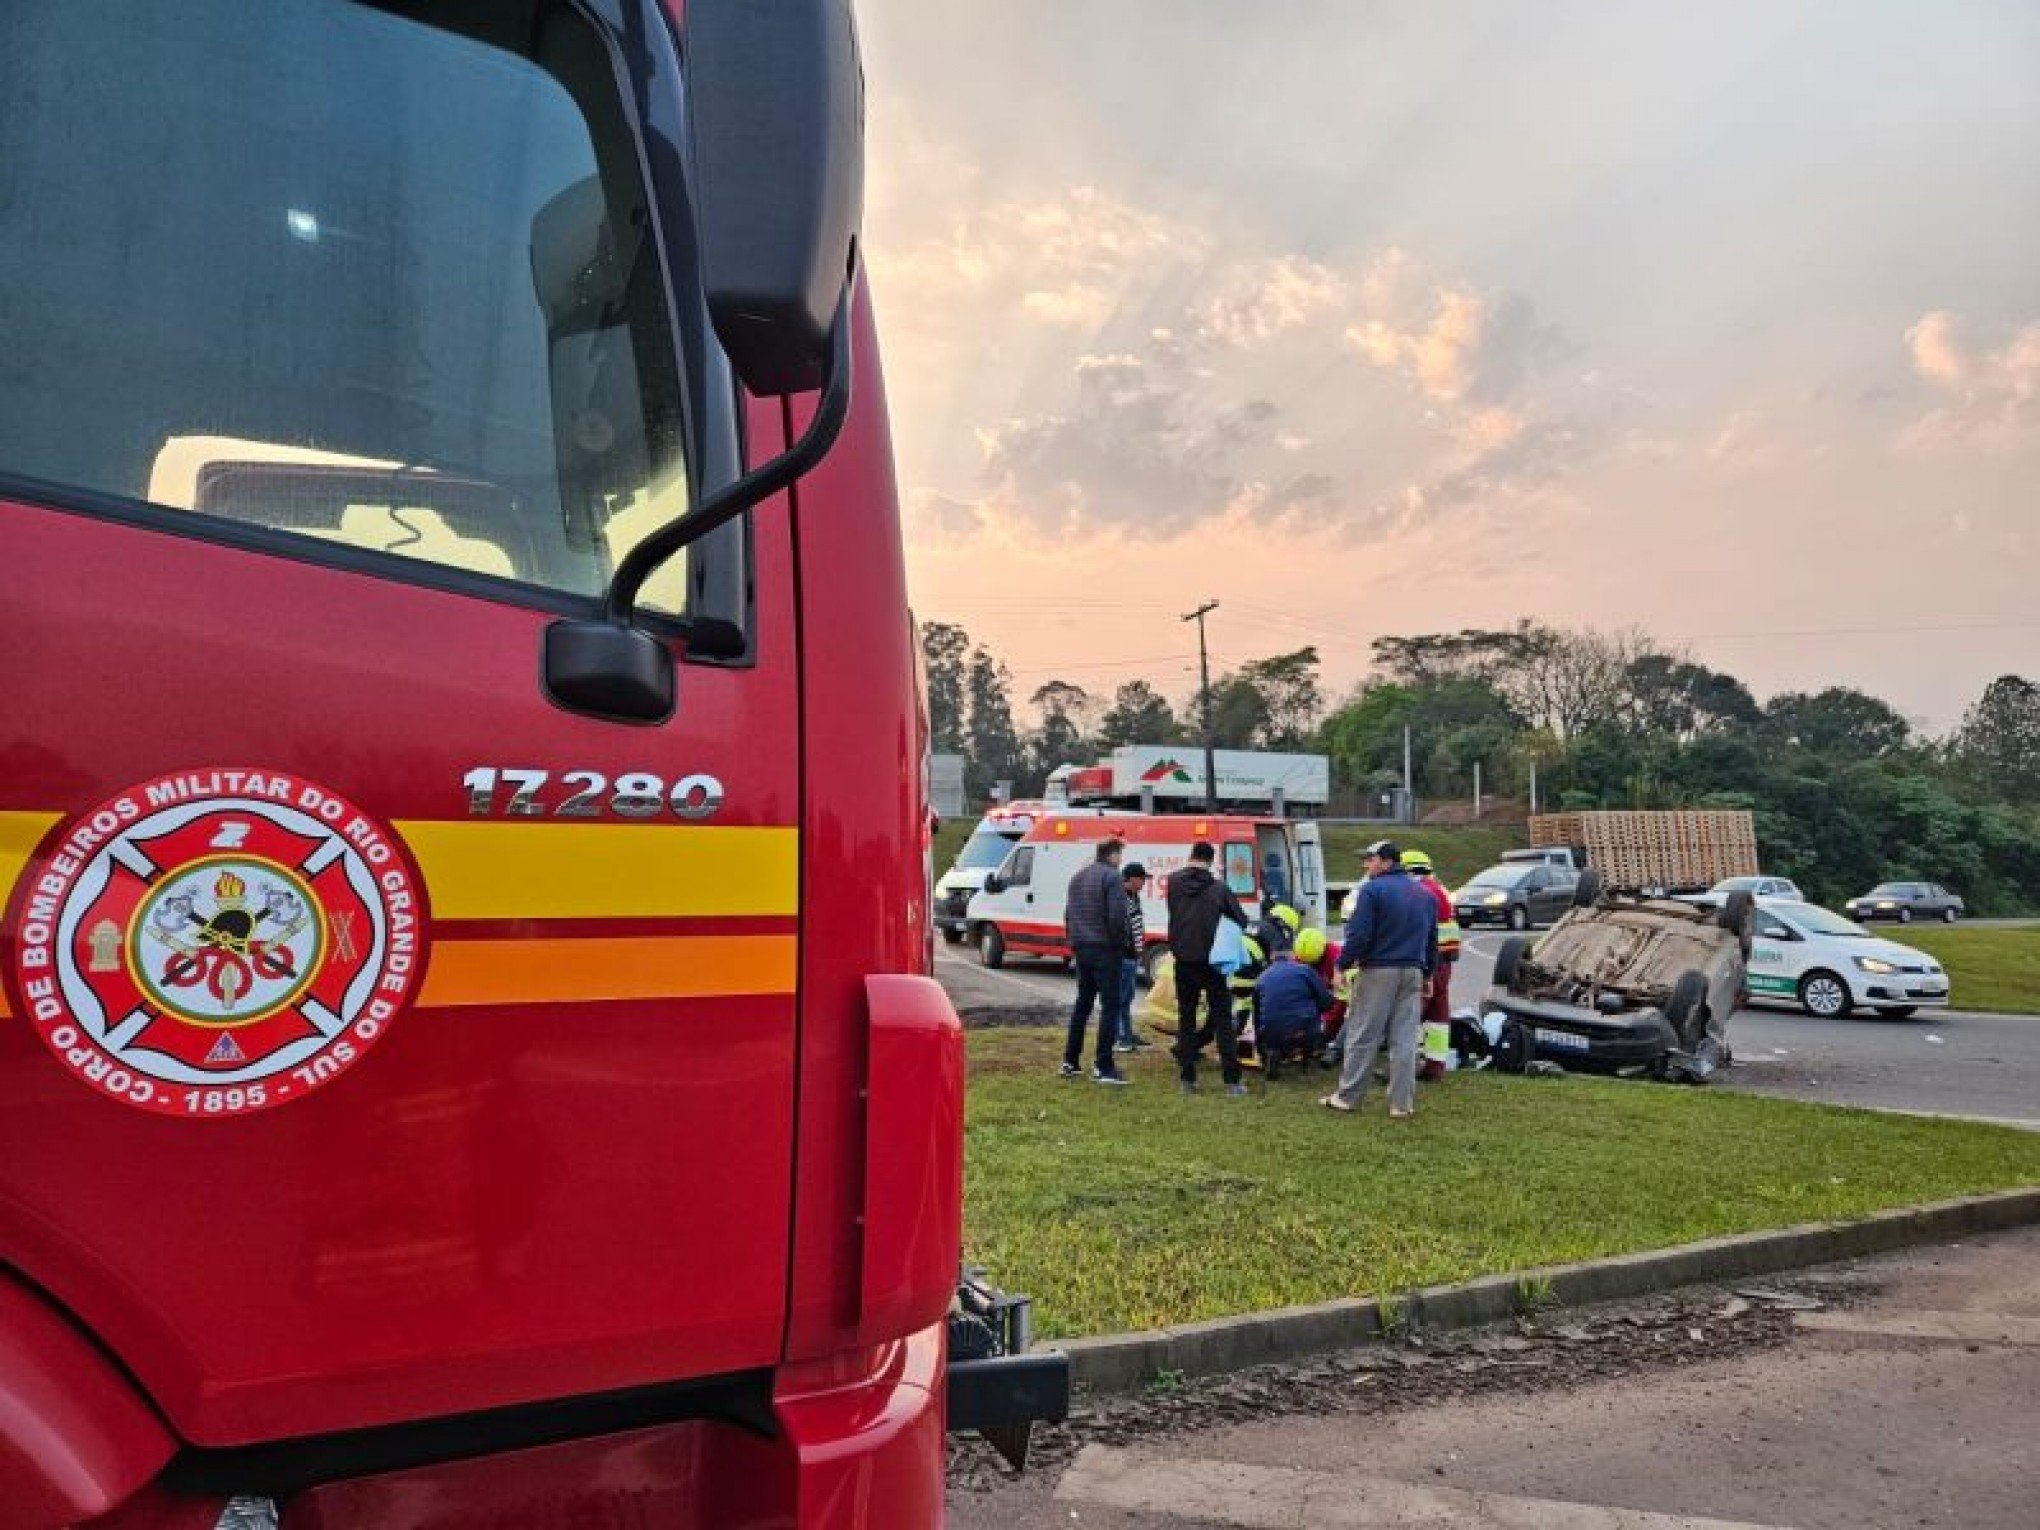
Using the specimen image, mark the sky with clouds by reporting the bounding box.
[857,0,2039,732]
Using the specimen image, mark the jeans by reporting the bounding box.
[1172,957,1240,1085]
[1065,942,1125,1074]
[1110,956,1141,1045]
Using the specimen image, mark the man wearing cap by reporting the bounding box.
[1322,840,1437,1118]
[1110,862,1152,1053]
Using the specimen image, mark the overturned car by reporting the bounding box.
[1484,874,1751,1084]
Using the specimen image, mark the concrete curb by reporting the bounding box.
[1052,1186,2040,1393]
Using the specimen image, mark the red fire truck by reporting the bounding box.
[0,2,1057,1525]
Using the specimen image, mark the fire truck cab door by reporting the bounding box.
[0,0,799,1450]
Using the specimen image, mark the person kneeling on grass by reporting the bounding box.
[1252,946,1333,1070]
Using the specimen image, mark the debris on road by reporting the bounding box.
[949,1278,1854,1494]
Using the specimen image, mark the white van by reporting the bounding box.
[934,802,1105,941]
[966,812,1324,979]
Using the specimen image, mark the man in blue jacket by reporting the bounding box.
[1322,840,1436,1118]
[1252,947,1334,1061]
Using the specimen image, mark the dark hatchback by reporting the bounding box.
[1454,863,1578,931]
[1844,882,1965,925]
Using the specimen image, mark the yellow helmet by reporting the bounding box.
[1273,903,1302,932]
[1295,927,1327,963]
[1402,848,1434,873]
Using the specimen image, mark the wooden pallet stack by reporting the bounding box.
[1528,810,1759,891]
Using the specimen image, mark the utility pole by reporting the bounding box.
[1402,724,1413,823]
[1182,600,1220,811]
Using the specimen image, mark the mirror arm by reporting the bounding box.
[602,287,854,624]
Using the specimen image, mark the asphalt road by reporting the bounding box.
[935,936,2040,1129]
[951,1226,2040,1528]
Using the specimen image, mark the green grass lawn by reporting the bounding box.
[964,1027,2040,1338]
[1891,924,2040,1015]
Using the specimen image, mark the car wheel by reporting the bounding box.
[1507,905,1529,932]
[1942,907,1957,924]
[1664,970,1711,1049]
[1797,969,1851,1019]
[1572,869,1604,907]
[1493,1018,1533,1073]
[1494,936,1529,990]
[1878,1006,1918,1019]
[941,927,967,946]
[1897,907,1913,924]
[977,924,1006,969]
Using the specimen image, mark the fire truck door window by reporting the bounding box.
[1223,842,1258,898]
[0,0,706,619]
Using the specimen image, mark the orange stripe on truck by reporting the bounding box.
[416,934,797,1008]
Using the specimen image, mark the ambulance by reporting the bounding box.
[965,814,1326,979]
[934,801,1086,943]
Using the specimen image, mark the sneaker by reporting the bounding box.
[1059,1062,1082,1079]
[1318,1094,1355,1113]
[1113,1040,1136,1054]
[1225,1083,1249,1098]
[1127,1037,1154,1051]
[1389,1108,1415,1120]
[1178,1079,1198,1095]
[1091,1068,1129,1087]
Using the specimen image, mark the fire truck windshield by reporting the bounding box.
[0,0,700,615]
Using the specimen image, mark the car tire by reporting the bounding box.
[1715,889,1754,933]
[977,924,1006,969]
[1942,907,1958,924]
[1797,968,1851,1019]
[1493,1017,1533,1073]
[1878,1006,1918,1019]
[1494,936,1529,990]
[1572,869,1604,907]
[1507,905,1529,932]
[1897,907,1913,924]
[1665,969,1711,1049]
[942,927,967,946]
[1715,890,1755,956]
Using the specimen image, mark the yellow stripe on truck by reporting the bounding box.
[0,812,63,909]
[392,821,798,921]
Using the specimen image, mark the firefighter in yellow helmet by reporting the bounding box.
[1401,849,1461,1033]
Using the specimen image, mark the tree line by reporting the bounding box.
[921,618,2040,914]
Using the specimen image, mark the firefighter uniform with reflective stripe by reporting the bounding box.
[1404,851,1461,1026]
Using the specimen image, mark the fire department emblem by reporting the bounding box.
[6,770,427,1117]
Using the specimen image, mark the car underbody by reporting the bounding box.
[1485,890,1750,1084]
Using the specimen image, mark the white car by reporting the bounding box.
[1692,874,1804,909]
[1744,902,1950,1019]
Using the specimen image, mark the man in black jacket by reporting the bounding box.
[1166,842,1250,1095]
[1062,836,1131,1084]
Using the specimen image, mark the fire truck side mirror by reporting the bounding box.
[686,0,863,395]
[543,621,676,724]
